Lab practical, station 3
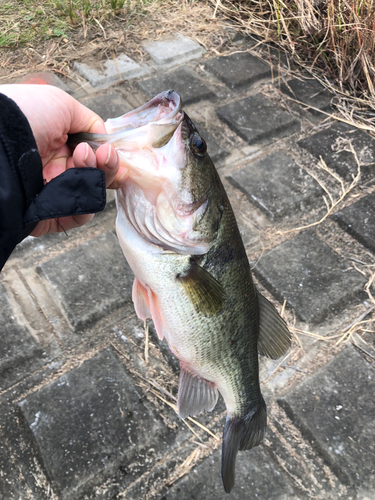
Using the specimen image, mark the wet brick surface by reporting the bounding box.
[0,278,61,390]
[217,94,300,146]
[298,122,375,182]
[333,191,375,253]
[253,230,367,323]
[137,66,216,105]
[38,231,133,330]
[227,151,323,219]
[19,348,171,499]
[204,52,271,89]
[279,346,375,489]
[280,77,332,115]
[0,439,33,499]
[163,447,297,500]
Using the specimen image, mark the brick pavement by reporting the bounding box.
[2,33,375,499]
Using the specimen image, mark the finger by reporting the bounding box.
[95,144,128,189]
[69,99,106,135]
[42,146,71,183]
[72,142,97,169]
[107,167,129,190]
[95,144,121,188]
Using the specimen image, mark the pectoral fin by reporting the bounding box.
[177,368,219,419]
[132,278,150,320]
[132,278,164,340]
[147,287,164,341]
[257,291,291,359]
[177,262,226,315]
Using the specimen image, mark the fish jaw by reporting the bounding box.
[105,90,181,134]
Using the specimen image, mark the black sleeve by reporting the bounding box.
[0,93,106,271]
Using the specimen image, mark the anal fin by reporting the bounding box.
[221,397,267,493]
[177,368,219,419]
[257,291,291,359]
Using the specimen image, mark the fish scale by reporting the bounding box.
[67,90,290,493]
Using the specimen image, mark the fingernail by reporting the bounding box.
[105,146,118,169]
[116,170,128,187]
[83,143,89,161]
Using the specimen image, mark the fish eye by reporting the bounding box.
[190,133,207,157]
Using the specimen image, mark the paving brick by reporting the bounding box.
[279,346,375,491]
[137,66,216,105]
[0,439,33,499]
[74,54,151,88]
[263,404,347,499]
[142,34,205,67]
[194,123,229,165]
[280,77,332,116]
[19,348,170,499]
[78,90,132,121]
[17,71,71,93]
[0,275,61,390]
[333,192,375,253]
[204,52,271,90]
[227,151,323,219]
[217,94,300,146]
[252,230,367,323]
[37,231,133,330]
[298,122,375,182]
[162,446,297,499]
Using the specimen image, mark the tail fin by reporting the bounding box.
[221,397,267,493]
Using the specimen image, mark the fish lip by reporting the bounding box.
[105,90,182,134]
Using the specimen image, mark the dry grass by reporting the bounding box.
[211,0,375,104]
[0,0,228,82]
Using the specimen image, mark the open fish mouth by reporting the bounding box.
[67,90,184,152]
[105,89,182,134]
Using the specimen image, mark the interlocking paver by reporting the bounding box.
[142,34,205,67]
[0,277,61,390]
[333,192,375,253]
[252,230,367,323]
[162,446,297,499]
[227,151,323,219]
[280,77,332,115]
[19,348,171,500]
[204,52,271,89]
[217,94,300,146]
[74,54,151,88]
[279,346,375,490]
[78,90,133,121]
[265,406,346,498]
[137,66,216,105]
[298,122,375,182]
[38,231,133,330]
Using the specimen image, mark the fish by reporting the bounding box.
[68,90,290,493]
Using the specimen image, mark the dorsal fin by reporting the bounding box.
[177,262,226,316]
[257,291,291,359]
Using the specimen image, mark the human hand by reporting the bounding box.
[0,84,128,236]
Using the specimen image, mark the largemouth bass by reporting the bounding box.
[68,90,290,493]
